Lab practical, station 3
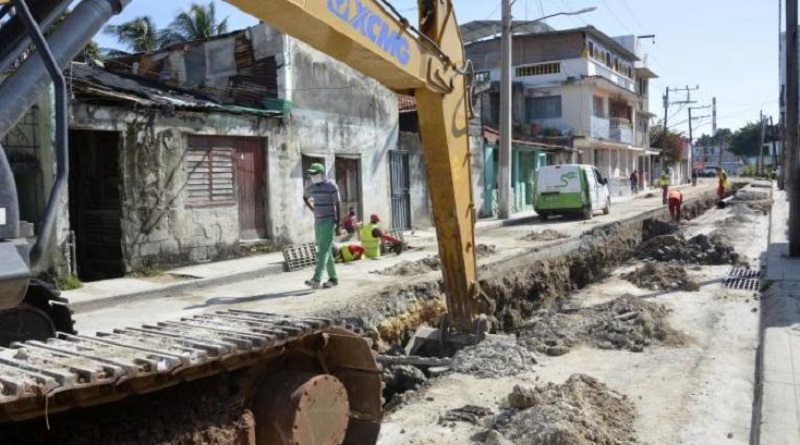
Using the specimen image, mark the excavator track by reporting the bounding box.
[0,310,383,445]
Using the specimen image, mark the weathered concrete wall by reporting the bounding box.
[397,124,486,229]
[269,39,398,242]
[71,103,278,270]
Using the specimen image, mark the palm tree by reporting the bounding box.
[103,16,161,55]
[161,2,229,45]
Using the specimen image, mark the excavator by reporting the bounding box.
[0,0,481,443]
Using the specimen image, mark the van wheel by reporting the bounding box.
[582,205,593,220]
[603,197,611,215]
[539,212,549,221]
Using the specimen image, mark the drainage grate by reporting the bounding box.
[724,267,761,291]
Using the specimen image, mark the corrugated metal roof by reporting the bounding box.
[398,94,416,113]
[69,62,281,117]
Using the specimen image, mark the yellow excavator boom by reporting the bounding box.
[226,0,481,330]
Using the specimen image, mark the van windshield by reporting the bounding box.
[536,166,582,193]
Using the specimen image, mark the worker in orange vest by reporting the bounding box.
[667,188,683,222]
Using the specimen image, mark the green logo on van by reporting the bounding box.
[559,171,578,187]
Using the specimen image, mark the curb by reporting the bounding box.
[70,262,285,313]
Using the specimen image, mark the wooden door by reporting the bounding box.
[230,137,267,240]
[335,157,361,221]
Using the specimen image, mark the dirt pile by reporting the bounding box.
[636,233,740,265]
[522,229,570,242]
[518,295,688,354]
[376,256,441,276]
[621,262,700,291]
[730,189,772,214]
[382,364,427,401]
[2,372,254,445]
[484,374,637,445]
[450,336,536,378]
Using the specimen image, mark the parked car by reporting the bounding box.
[701,167,719,177]
[533,164,611,220]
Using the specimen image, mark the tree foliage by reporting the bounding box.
[650,125,687,164]
[161,2,229,45]
[725,122,779,157]
[695,128,732,147]
[102,3,228,55]
[103,16,162,54]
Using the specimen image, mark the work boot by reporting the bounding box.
[323,280,338,289]
[304,279,321,289]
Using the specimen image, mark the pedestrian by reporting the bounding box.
[659,170,670,205]
[667,188,683,222]
[360,213,403,259]
[777,164,784,190]
[691,169,698,186]
[630,170,639,194]
[332,242,365,263]
[302,162,340,289]
[341,207,359,240]
[716,167,729,201]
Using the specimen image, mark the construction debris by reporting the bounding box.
[522,229,570,242]
[476,244,498,257]
[635,233,740,265]
[376,256,441,276]
[450,337,536,378]
[439,405,494,425]
[382,365,427,402]
[621,262,700,291]
[486,374,637,445]
[518,295,688,354]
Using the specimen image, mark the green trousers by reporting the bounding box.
[313,219,338,283]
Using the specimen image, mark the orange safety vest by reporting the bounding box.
[667,190,682,201]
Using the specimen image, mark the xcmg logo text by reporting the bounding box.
[328,0,411,66]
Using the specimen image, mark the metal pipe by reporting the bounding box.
[0,0,129,139]
[13,0,68,269]
[0,0,73,75]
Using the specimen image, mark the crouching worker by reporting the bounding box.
[361,213,403,259]
[333,243,365,263]
[668,188,683,222]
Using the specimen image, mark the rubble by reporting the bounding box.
[522,229,570,242]
[635,233,740,265]
[487,374,637,445]
[382,365,427,402]
[376,256,441,276]
[476,244,498,257]
[518,295,688,354]
[439,405,494,425]
[450,337,536,378]
[621,262,700,291]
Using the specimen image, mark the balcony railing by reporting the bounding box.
[610,118,633,144]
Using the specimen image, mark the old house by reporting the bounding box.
[5,23,399,280]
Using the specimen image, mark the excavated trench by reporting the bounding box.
[327,189,725,351]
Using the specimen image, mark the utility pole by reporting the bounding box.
[714,97,724,167]
[498,0,512,219]
[788,0,800,255]
[661,85,698,180]
[759,110,766,176]
[772,116,779,169]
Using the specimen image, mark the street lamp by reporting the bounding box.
[497,5,596,219]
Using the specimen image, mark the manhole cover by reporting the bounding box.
[724,267,761,291]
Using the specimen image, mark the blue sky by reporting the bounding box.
[96,0,780,138]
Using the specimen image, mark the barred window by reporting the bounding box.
[186,135,235,205]
[515,62,561,77]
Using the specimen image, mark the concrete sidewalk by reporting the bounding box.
[759,184,800,444]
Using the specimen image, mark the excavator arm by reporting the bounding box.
[225,0,481,331]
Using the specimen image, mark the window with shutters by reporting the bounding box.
[185,135,235,206]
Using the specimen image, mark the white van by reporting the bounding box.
[532,164,611,220]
